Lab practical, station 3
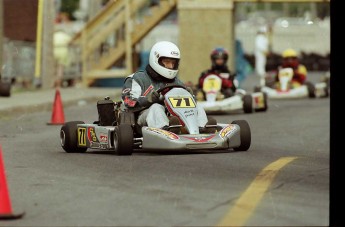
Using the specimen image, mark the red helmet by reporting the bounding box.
[210,47,229,63]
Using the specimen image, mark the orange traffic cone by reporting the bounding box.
[47,88,65,125]
[0,145,25,219]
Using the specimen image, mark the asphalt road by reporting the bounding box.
[0,74,330,226]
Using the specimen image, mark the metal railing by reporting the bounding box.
[2,39,82,87]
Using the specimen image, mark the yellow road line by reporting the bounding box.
[217,156,298,227]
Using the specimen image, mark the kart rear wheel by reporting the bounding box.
[60,121,87,153]
[0,81,11,97]
[113,124,133,155]
[232,120,251,151]
[242,94,253,113]
[305,81,316,98]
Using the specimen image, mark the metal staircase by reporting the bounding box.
[70,0,177,86]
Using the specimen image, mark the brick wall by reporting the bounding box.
[3,0,38,41]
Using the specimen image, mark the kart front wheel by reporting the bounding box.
[113,124,133,155]
[242,94,253,113]
[60,121,87,153]
[232,120,251,151]
[305,81,316,98]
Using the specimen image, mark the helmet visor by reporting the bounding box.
[158,57,179,70]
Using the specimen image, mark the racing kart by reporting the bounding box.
[254,68,329,99]
[195,74,268,114]
[60,84,251,155]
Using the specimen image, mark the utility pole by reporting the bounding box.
[40,0,55,89]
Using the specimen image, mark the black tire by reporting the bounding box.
[242,94,253,113]
[60,121,87,153]
[265,77,276,87]
[0,81,11,97]
[232,120,251,151]
[113,124,133,155]
[305,81,316,98]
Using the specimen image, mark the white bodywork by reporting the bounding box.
[197,74,266,113]
[140,87,244,150]
[260,67,327,99]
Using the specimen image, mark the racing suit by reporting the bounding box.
[122,65,208,129]
[255,32,269,86]
[198,65,237,98]
[275,64,307,88]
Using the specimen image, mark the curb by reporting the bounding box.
[0,88,122,118]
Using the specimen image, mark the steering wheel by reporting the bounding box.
[156,84,186,94]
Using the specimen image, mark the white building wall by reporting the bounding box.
[140,18,330,56]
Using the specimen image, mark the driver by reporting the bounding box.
[198,47,237,99]
[274,48,307,88]
[122,41,217,134]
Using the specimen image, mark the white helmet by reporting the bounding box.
[149,41,180,79]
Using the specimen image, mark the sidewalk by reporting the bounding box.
[0,86,122,117]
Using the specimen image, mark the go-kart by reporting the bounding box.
[60,84,252,155]
[195,74,268,114]
[254,68,328,99]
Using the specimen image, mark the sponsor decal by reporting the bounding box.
[78,127,86,146]
[171,51,179,56]
[183,109,195,118]
[203,76,222,92]
[145,127,179,140]
[143,85,154,96]
[254,94,265,108]
[100,133,108,143]
[277,89,290,93]
[220,125,236,138]
[87,127,98,143]
[100,143,108,149]
[182,134,215,142]
[122,88,131,94]
[90,142,100,149]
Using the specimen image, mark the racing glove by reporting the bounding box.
[222,79,233,88]
[292,71,306,84]
[186,87,194,96]
[146,90,160,103]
